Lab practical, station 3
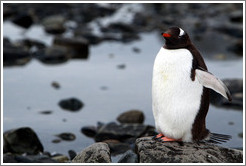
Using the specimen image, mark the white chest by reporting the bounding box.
[152,47,203,141]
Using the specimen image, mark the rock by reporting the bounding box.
[42,15,66,34]
[117,64,126,69]
[39,110,53,115]
[55,133,76,141]
[52,155,69,163]
[36,45,70,64]
[3,127,44,154]
[227,39,243,56]
[132,47,141,53]
[52,139,61,143]
[95,122,148,142]
[53,36,89,59]
[136,137,243,163]
[16,39,46,51]
[3,153,58,163]
[103,139,131,156]
[229,10,243,23]
[72,143,111,163]
[12,12,33,28]
[3,40,31,66]
[58,98,84,112]
[68,150,77,160]
[117,110,145,124]
[210,79,243,110]
[118,150,138,163]
[51,81,60,89]
[81,126,97,137]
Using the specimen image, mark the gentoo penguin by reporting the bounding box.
[152,26,232,143]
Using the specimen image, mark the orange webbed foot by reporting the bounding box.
[160,136,182,142]
[152,133,164,140]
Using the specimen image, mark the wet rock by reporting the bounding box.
[68,150,77,160]
[12,12,33,28]
[118,150,138,163]
[210,79,243,110]
[117,64,126,69]
[52,139,61,143]
[51,81,60,89]
[136,137,243,163]
[39,110,53,115]
[3,153,58,163]
[42,15,66,34]
[72,142,111,163]
[81,126,97,137]
[53,36,89,59]
[117,110,145,124]
[132,47,141,53]
[52,155,69,163]
[228,39,243,56]
[103,139,131,156]
[55,133,76,141]
[58,97,84,112]
[95,122,148,142]
[16,39,46,51]
[35,45,69,64]
[3,127,43,154]
[230,10,243,23]
[3,40,31,66]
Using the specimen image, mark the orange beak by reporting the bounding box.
[162,33,171,38]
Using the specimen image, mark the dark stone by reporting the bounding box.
[81,126,97,137]
[117,64,126,69]
[12,13,33,28]
[72,143,111,163]
[3,127,44,154]
[35,45,69,64]
[103,140,131,156]
[3,41,31,66]
[230,11,243,23]
[95,122,148,142]
[227,39,243,56]
[42,15,66,34]
[132,47,141,53]
[53,36,89,59]
[52,139,61,143]
[58,98,84,112]
[55,133,76,141]
[118,150,138,163]
[51,81,60,89]
[136,137,243,163]
[68,150,77,160]
[210,79,243,110]
[117,110,145,124]
[39,110,53,115]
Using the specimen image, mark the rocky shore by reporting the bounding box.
[3,3,243,163]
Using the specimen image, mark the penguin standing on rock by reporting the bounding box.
[152,26,232,143]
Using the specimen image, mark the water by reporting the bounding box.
[3,23,243,157]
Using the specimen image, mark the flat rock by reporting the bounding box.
[118,150,138,163]
[136,137,243,163]
[95,122,148,142]
[117,110,145,124]
[3,127,44,154]
[58,97,84,112]
[72,142,111,163]
[53,36,89,59]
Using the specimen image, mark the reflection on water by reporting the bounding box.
[3,31,243,155]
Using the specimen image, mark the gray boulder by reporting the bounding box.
[117,110,145,124]
[136,137,243,163]
[72,143,111,163]
[3,127,44,154]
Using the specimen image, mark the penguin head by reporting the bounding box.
[162,27,191,49]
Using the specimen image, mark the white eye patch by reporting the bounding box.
[179,28,185,37]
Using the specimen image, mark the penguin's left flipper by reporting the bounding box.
[195,69,232,101]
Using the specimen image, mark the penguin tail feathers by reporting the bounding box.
[205,133,232,144]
